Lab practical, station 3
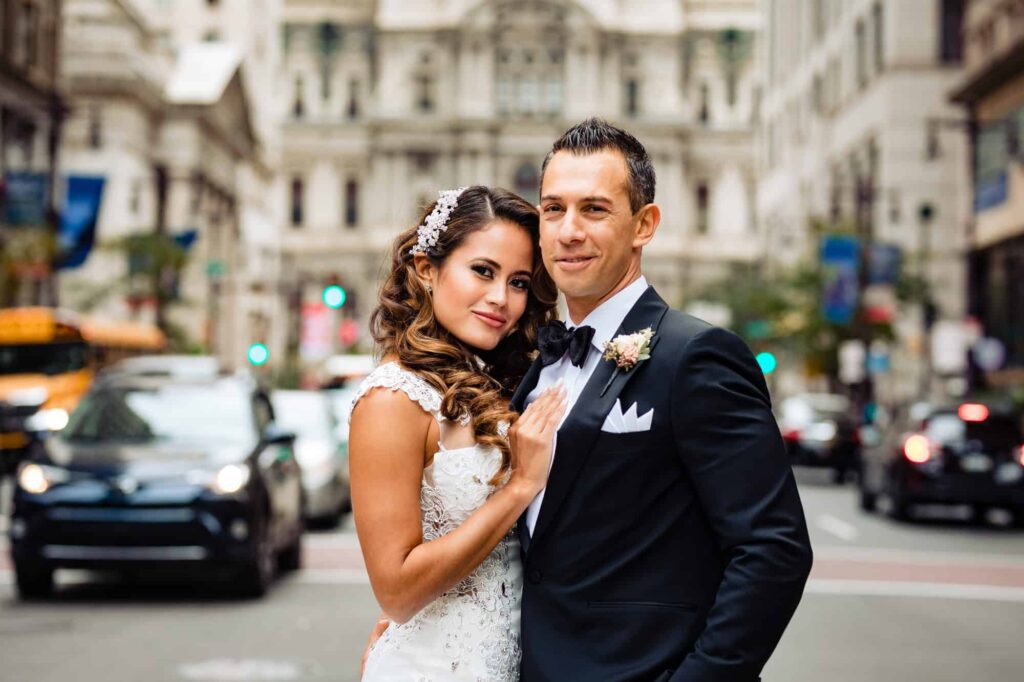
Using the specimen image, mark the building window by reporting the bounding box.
[207,0,220,5]
[855,19,867,88]
[14,1,38,67]
[415,75,435,113]
[190,172,203,216]
[514,162,540,204]
[940,0,965,63]
[495,4,566,118]
[410,152,436,174]
[698,82,710,125]
[129,179,142,215]
[347,79,360,119]
[696,182,709,234]
[88,106,102,149]
[344,180,359,228]
[292,76,304,119]
[290,177,304,226]
[811,74,824,115]
[203,29,220,42]
[625,79,640,117]
[871,3,884,74]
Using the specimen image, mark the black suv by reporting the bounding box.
[859,402,1024,523]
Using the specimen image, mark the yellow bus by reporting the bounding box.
[0,307,166,470]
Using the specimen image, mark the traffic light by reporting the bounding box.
[322,284,347,309]
[755,351,777,375]
[247,342,270,366]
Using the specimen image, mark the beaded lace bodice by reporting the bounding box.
[352,362,523,681]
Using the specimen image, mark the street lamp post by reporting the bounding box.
[918,201,936,400]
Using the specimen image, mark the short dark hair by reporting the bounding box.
[540,118,656,213]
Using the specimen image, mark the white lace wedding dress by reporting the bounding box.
[352,362,523,681]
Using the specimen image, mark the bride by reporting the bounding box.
[350,185,566,680]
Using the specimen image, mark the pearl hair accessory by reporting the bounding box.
[409,187,469,256]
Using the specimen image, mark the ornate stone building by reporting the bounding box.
[279,0,761,359]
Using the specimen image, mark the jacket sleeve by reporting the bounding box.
[669,327,813,682]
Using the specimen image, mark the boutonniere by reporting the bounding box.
[600,328,655,396]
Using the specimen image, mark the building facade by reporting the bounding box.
[279,0,762,365]
[58,0,263,367]
[951,0,1024,380]
[0,0,63,306]
[758,0,971,403]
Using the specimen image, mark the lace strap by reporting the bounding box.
[349,362,443,422]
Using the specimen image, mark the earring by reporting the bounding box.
[425,284,433,295]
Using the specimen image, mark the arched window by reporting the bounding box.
[514,162,540,204]
[494,2,566,118]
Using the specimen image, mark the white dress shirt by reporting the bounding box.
[523,276,649,535]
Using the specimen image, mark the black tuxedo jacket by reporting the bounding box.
[511,287,813,682]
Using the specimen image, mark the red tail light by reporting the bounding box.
[782,428,801,442]
[958,403,989,422]
[903,434,934,464]
[1018,445,1024,467]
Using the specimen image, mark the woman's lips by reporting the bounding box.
[472,311,507,328]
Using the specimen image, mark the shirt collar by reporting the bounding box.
[568,276,649,352]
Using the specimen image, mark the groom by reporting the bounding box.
[511,119,813,682]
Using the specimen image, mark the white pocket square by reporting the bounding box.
[601,399,654,434]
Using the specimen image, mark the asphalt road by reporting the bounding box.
[2,469,1023,682]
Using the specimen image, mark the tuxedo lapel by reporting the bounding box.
[511,357,544,413]
[529,287,669,548]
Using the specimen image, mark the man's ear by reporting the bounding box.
[412,254,437,291]
[633,203,661,248]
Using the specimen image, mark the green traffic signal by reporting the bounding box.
[247,343,270,366]
[323,284,347,309]
[755,351,777,375]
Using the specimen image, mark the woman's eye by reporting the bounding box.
[471,264,493,278]
[510,278,530,291]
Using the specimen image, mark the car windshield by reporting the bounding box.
[63,381,256,444]
[0,342,89,376]
[926,413,1022,450]
[272,393,333,440]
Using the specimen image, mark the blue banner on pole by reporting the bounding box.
[821,235,860,324]
[57,175,105,269]
[868,243,901,285]
[2,171,50,225]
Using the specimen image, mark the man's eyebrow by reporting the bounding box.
[540,194,561,203]
[539,194,614,204]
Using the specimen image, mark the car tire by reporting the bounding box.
[884,492,911,521]
[859,487,877,513]
[15,560,54,600]
[237,522,275,598]
[278,525,304,573]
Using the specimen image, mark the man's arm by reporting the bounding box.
[669,326,813,682]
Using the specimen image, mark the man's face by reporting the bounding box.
[539,149,649,309]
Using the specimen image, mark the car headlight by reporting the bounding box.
[24,408,69,432]
[17,463,70,494]
[212,463,251,495]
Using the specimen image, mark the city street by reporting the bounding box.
[2,470,1023,682]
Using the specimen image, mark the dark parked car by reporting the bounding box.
[8,369,304,599]
[859,402,1024,522]
[777,393,861,483]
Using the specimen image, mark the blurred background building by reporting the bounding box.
[0,0,63,307]
[278,0,762,367]
[758,0,972,404]
[951,0,1024,386]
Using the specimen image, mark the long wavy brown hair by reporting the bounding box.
[371,186,558,481]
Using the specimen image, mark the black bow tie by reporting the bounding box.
[538,320,595,368]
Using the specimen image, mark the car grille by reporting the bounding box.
[39,505,216,547]
[0,400,34,432]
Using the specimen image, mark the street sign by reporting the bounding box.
[821,236,860,324]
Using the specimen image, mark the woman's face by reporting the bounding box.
[423,220,535,352]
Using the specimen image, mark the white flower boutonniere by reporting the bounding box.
[602,328,654,372]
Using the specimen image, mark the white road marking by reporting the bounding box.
[806,579,1024,603]
[813,546,1024,567]
[815,514,859,542]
